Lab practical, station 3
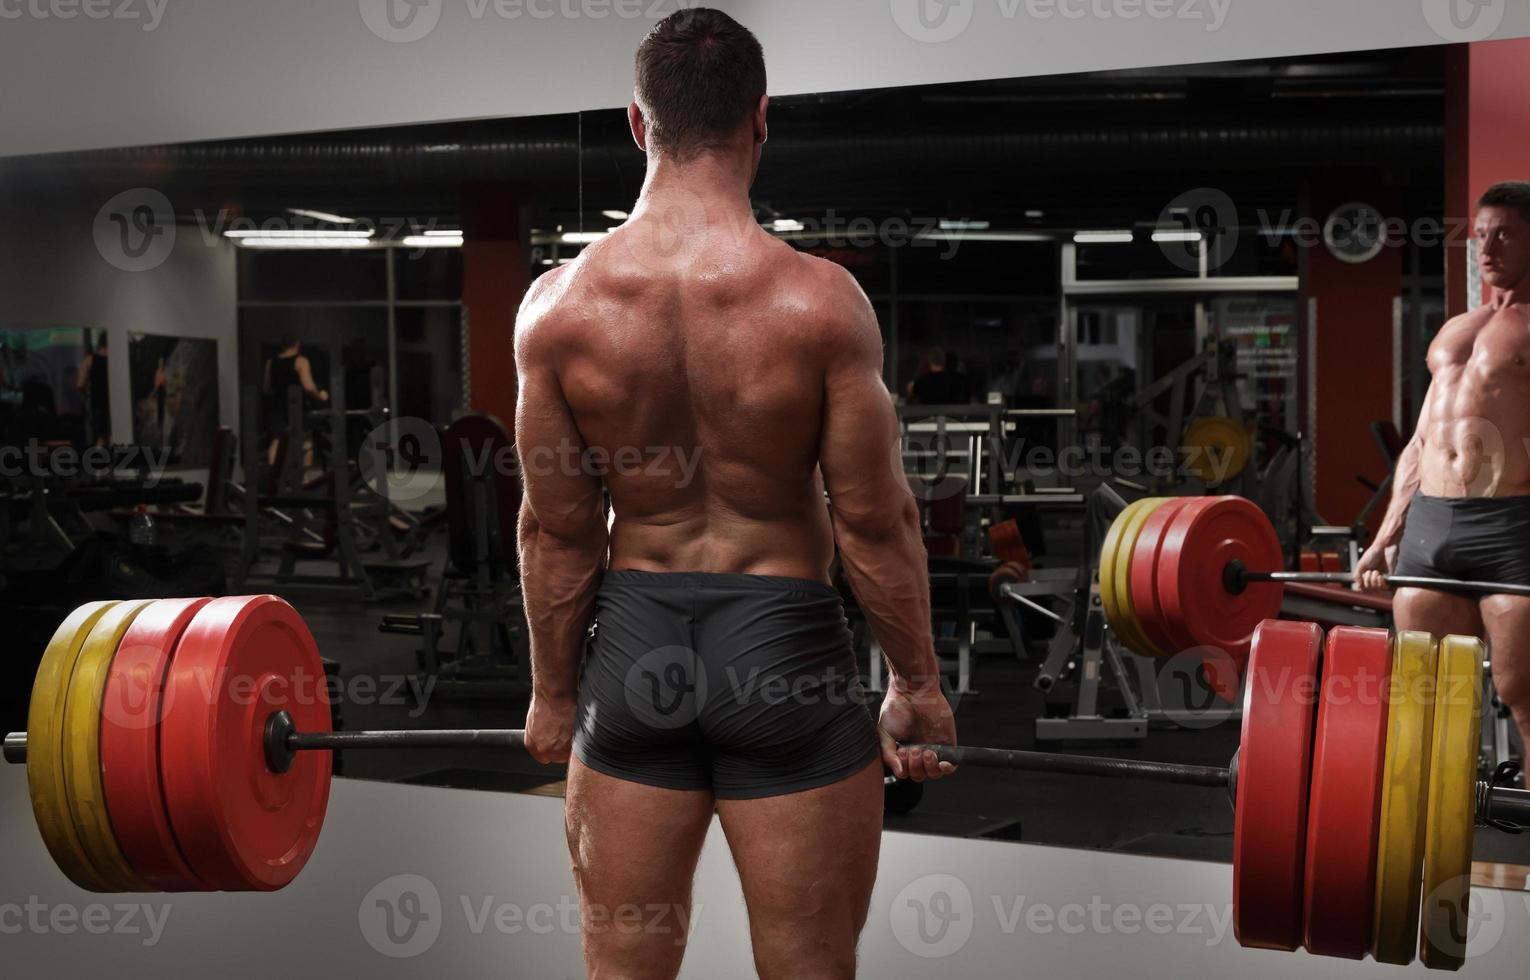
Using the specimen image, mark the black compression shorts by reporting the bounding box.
[571,569,881,800]
[1393,492,1530,592]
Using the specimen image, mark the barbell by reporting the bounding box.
[4,594,1527,969]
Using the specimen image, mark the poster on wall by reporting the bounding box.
[0,326,99,444]
[128,333,220,467]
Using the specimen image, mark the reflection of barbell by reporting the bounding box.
[5,595,1527,970]
[1099,495,1530,696]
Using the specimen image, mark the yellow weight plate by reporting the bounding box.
[26,601,120,891]
[1419,634,1484,971]
[1098,500,1140,644]
[1112,497,1172,659]
[62,598,157,893]
[1181,416,1251,484]
[1370,630,1437,966]
[1101,501,1150,654]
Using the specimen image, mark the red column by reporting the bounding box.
[1299,177,1402,528]
[1444,38,1530,316]
[461,182,528,427]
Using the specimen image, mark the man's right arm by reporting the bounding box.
[1357,378,1433,590]
[816,265,954,781]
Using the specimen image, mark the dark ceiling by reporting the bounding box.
[0,45,1446,237]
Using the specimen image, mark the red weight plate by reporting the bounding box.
[160,595,332,890]
[1128,497,1197,656]
[1304,626,1393,959]
[100,596,212,891]
[1234,619,1323,951]
[1156,495,1283,664]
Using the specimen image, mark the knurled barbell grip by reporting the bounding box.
[906,744,1232,788]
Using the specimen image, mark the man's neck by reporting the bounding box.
[1487,280,1530,309]
[632,148,756,229]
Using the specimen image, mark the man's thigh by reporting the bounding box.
[713,760,883,980]
[564,759,716,980]
[1393,586,1483,638]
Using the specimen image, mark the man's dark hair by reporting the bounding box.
[1478,181,1530,224]
[925,347,947,370]
[278,333,299,351]
[634,8,766,159]
[95,331,108,351]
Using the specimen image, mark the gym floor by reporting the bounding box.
[290,536,1530,875]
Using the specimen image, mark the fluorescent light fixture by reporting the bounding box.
[1151,230,1203,243]
[420,228,462,237]
[225,228,373,240]
[601,210,630,221]
[286,208,355,225]
[1073,230,1134,244]
[916,230,1055,243]
[560,231,606,244]
[236,237,380,249]
[770,218,805,232]
[401,235,464,248]
[1025,210,1045,219]
[939,219,991,231]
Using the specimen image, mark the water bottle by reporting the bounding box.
[128,504,157,547]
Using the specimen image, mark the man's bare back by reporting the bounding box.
[512,13,954,977]
[1415,302,1530,497]
[518,212,857,582]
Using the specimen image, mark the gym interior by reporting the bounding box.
[2,5,1530,978]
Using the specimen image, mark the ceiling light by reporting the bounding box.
[939,220,991,231]
[286,208,356,225]
[225,228,373,240]
[1073,231,1134,245]
[770,219,805,232]
[560,231,606,244]
[1151,230,1203,243]
[602,210,630,221]
[401,235,464,248]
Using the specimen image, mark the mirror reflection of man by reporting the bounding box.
[1357,181,1530,775]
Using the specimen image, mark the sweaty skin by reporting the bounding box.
[513,93,955,980]
[1357,202,1530,764]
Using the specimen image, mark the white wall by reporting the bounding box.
[0,201,240,453]
[1,0,1528,158]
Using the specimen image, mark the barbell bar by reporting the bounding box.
[6,716,1525,823]
[1226,562,1530,600]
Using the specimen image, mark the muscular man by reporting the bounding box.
[513,10,955,979]
[1357,180,1530,770]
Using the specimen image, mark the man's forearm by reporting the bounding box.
[1374,439,1423,547]
[833,498,940,689]
[518,512,607,699]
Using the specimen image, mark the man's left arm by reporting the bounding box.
[514,311,608,763]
